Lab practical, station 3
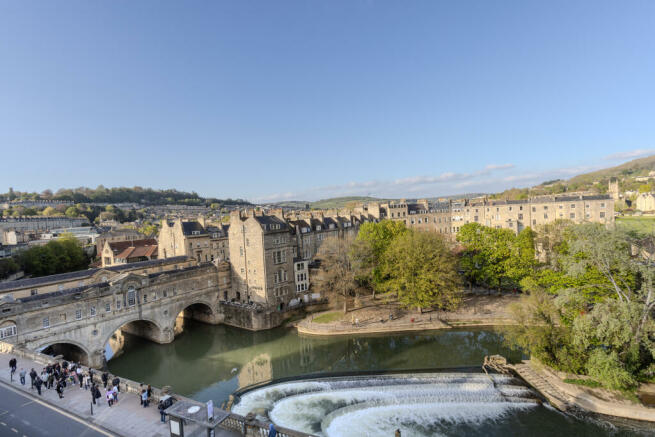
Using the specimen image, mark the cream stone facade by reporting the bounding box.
[635,193,655,212]
[0,256,195,299]
[374,194,614,236]
[158,217,229,263]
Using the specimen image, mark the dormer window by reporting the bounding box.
[192,230,200,235]
[316,225,321,231]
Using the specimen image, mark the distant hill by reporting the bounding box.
[493,155,655,200]
[567,155,655,187]
[274,196,390,210]
[0,186,252,207]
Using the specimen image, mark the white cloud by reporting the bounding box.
[604,149,655,161]
[484,163,514,171]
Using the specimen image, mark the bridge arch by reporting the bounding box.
[172,300,220,335]
[102,316,169,352]
[36,339,92,367]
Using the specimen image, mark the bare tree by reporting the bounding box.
[313,234,357,313]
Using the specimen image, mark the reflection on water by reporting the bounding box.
[108,321,522,404]
[108,321,649,436]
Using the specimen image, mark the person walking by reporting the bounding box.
[106,389,113,407]
[157,399,167,423]
[111,385,119,404]
[19,368,26,385]
[91,384,100,405]
[141,390,148,408]
[76,366,83,389]
[34,376,43,396]
[112,376,120,392]
[56,380,64,399]
[147,385,152,405]
[29,368,37,389]
[101,372,108,388]
[9,357,17,380]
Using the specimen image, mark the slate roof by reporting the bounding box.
[0,256,190,292]
[254,215,289,231]
[181,221,207,236]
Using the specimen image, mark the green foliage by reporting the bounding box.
[0,186,251,207]
[16,235,89,278]
[506,223,655,392]
[351,220,408,294]
[0,258,20,280]
[457,223,536,290]
[64,206,79,217]
[382,231,462,311]
[586,350,637,390]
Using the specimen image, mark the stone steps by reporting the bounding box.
[513,363,572,411]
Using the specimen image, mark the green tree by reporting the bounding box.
[457,223,535,291]
[65,206,79,217]
[351,220,408,297]
[41,206,57,216]
[382,231,461,312]
[505,224,655,391]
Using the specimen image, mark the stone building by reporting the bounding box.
[158,217,229,263]
[101,238,158,267]
[636,192,655,212]
[95,228,146,258]
[228,211,296,309]
[374,194,613,236]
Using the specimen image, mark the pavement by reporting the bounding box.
[0,352,173,437]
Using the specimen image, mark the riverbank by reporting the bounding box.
[296,293,518,336]
[513,359,655,423]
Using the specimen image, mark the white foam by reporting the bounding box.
[324,401,536,437]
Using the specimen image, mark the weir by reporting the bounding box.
[232,372,541,437]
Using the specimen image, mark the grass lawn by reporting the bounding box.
[616,216,655,236]
[312,312,343,324]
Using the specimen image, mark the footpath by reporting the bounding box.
[297,293,518,336]
[513,360,655,423]
[0,352,239,437]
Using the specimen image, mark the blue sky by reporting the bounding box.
[1,1,654,202]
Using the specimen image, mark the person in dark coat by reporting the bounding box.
[56,380,64,399]
[158,400,167,423]
[34,376,43,396]
[9,357,17,374]
[112,376,120,392]
[29,368,37,389]
[101,372,108,388]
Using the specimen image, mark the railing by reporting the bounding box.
[219,413,314,437]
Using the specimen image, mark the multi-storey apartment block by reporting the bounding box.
[376,194,614,235]
[158,217,230,263]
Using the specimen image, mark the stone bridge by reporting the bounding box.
[0,263,284,368]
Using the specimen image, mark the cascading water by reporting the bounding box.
[233,373,540,436]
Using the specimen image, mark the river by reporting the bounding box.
[108,320,648,436]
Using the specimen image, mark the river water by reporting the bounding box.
[108,321,649,436]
